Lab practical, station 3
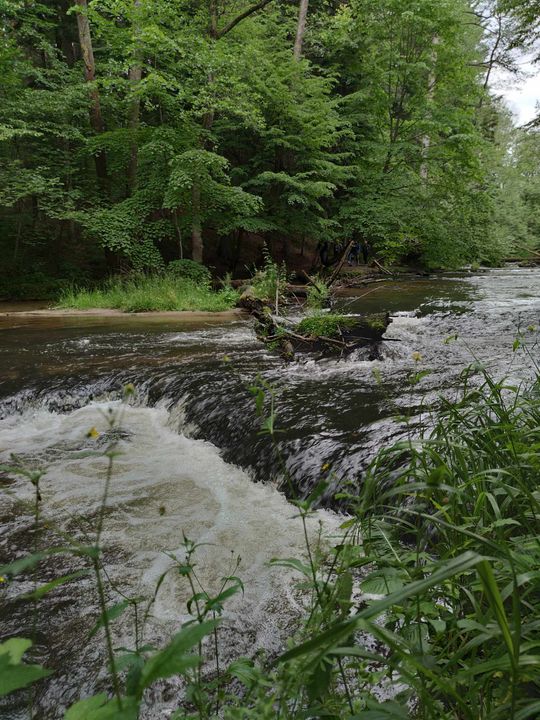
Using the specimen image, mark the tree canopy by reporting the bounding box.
[1,0,540,295]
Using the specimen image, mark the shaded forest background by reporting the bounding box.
[1,0,540,299]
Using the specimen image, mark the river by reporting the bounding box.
[1,266,539,718]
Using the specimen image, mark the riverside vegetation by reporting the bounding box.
[2,0,540,301]
[3,344,540,719]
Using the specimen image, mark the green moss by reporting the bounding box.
[297,312,356,338]
[365,316,387,331]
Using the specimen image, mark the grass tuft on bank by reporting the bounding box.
[57,275,239,313]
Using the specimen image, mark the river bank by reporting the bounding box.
[0,306,246,321]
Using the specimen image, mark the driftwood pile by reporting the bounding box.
[239,288,392,360]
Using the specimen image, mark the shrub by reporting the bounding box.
[250,250,288,302]
[165,259,212,286]
[306,276,330,309]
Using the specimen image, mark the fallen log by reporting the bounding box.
[238,287,392,360]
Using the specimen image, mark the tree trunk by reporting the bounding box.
[127,0,141,191]
[420,36,439,181]
[173,209,184,259]
[191,184,203,263]
[75,0,107,186]
[293,0,309,60]
[127,64,141,191]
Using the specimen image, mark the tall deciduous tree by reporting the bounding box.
[74,0,107,186]
[1,0,539,293]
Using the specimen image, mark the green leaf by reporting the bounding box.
[0,638,31,664]
[336,571,354,614]
[476,560,516,671]
[307,657,333,703]
[138,620,216,693]
[89,600,131,638]
[228,658,264,688]
[270,557,312,577]
[278,551,483,664]
[349,699,409,718]
[205,584,241,614]
[515,701,540,720]
[64,694,139,719]
[21,570,90,601]
[0,546,96,578]
[360,567,405,595]
[0,638,52,697]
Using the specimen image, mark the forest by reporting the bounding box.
[1,0,540,301]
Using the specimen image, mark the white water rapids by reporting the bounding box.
[0,402,339,717]
[2,266,540,716]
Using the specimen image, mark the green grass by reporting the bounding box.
[297,311,356,337]
[57,275,239,313]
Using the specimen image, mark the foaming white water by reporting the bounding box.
[1,403,339,658]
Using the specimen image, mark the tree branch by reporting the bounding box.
[216,0,275,38]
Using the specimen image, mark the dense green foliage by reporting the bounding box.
[4,364,540,717]
[2,0,540,298]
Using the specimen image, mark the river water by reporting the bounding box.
[1,266,539,717]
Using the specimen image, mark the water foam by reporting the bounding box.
[1,402,340,656]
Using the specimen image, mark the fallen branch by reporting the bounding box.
[327,240,354,287]
[372,258,394,276]
[301,270,324,294]
[512,243,540,259]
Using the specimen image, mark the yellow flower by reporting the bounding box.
[87,427,100,439]
[0,576,6,583]
[322,463,330,472]
[124,383,135,396]
[412,351,423,363]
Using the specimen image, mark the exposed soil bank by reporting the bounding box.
[0,307,247,320]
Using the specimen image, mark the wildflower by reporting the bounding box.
[322,463,330,472]
[124,383,135,396]
[0,576,6,583]
[528,325,536,333]
[412,351,423,363]
[223,355,231,363]
[87,427,100,439]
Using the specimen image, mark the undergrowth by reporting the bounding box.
[248,249,288,305]
[2,360,540,718]
[57,275,238,313]
[306,277,330,309]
